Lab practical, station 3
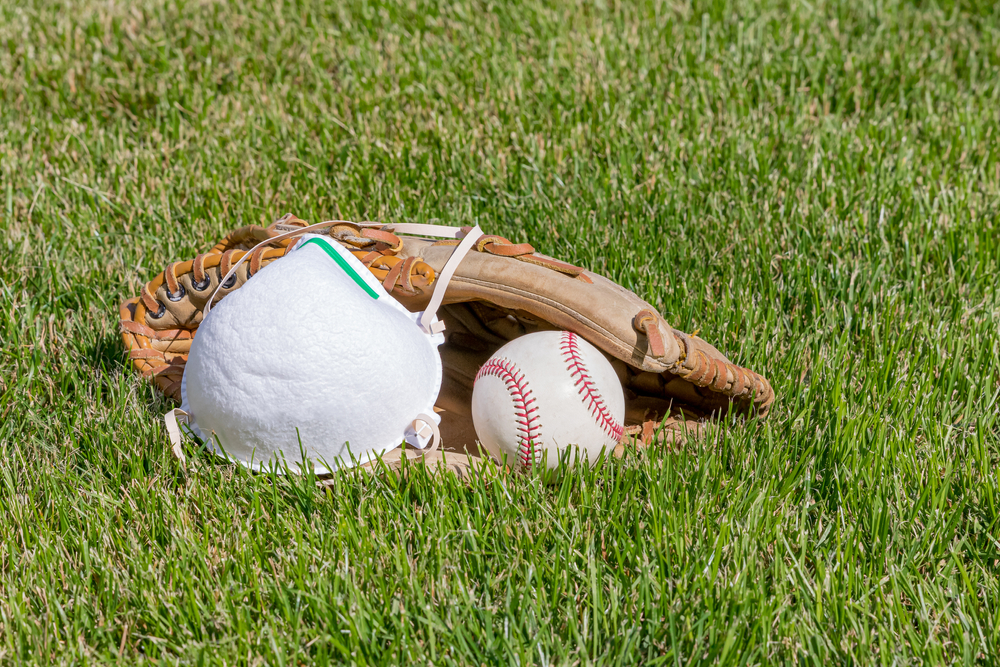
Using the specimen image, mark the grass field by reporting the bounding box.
[2,0,999,663]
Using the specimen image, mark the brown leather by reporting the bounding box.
[633,309,667,358]
[516,253,591,281]
[476,235,534,257]
[120,213,775,463]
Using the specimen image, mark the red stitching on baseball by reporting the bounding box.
[475,358,542,468]
[560,331,624,441]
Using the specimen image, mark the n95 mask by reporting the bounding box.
[176,233,447,473]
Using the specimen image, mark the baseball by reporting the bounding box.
[472,330,625,472]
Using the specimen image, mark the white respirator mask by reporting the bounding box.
[165,221,482,474]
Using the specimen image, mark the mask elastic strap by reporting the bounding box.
[165,408,189,466]
[406,225,484,335]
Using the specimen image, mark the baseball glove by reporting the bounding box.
[120,214,774,472]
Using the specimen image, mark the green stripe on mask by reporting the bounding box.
[300,238,380,300]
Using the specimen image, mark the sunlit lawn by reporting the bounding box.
[1,0,999,663]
